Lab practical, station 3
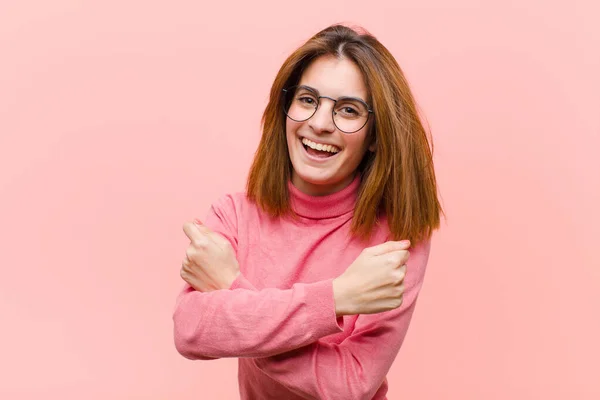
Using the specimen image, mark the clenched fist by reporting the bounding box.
[333,240,411,316]
[181,220,240,292]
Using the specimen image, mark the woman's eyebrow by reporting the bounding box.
[299,84,368,103]
[298,84,320,95]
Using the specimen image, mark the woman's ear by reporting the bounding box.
[367,124,376,152]
[368,131,376,152]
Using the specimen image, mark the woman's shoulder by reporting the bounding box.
[374,212,433,250]
[209,190,261,218]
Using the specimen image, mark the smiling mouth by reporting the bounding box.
[301,137,340,159]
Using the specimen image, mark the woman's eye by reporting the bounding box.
[298,96,316,105]
[340,106,358,116]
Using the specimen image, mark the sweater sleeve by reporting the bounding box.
[172,195,345,360]
[173,278,345,359]
[249,237,432,400]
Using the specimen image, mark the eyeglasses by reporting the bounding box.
[282,85,373,134]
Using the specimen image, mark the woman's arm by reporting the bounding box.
[173,194,345,360]
[248,238,431,400]
[173,278,344,360]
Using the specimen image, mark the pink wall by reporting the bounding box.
[1,1,598,399]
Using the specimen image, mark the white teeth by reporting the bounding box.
[301,138,340,153]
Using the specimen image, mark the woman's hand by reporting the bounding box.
[332,240,411,316]
[180,220,240,292]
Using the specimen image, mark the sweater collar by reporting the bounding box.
[288,174,361,219]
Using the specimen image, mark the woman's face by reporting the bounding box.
[285,55,374,196]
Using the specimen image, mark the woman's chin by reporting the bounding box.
[291,169,351,196]
[293,168,336,186]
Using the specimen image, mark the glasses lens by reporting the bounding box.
[283,86,317,122]
[333,98,370,133]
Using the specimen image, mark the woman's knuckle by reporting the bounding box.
[196,238,209,249]
[394,286,402,297]
[185,248,195,260]
[397,269,406,281]
[387,255,400,267]
[393,274,403,285]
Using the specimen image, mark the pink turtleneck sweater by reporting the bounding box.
[173,176,432,400]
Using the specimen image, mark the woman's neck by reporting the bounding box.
[290,172,358,197]
[288,173,361,219]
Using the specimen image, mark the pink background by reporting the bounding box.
[1,1,599,399]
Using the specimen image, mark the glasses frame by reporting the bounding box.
[282,85,373,134]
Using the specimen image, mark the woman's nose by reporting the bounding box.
[308,98,336,133]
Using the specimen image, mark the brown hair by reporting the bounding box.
[246,24,444,244]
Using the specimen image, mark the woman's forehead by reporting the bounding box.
[298,56,368,100]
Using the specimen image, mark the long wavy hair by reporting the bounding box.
[247,24,443,244]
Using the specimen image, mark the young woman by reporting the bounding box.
[174,24,443,399]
